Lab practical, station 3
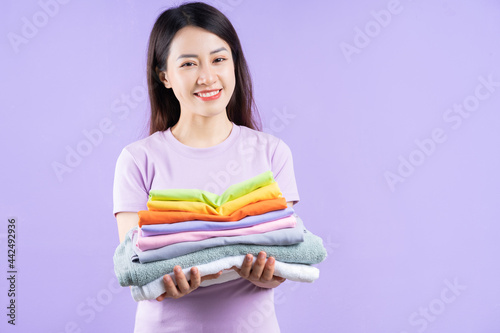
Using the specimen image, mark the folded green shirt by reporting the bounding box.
[148,170,275,208]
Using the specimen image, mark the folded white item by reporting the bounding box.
[130,255,320,301]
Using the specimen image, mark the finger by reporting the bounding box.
[239,254,253,278]
[249,251,267,280]
[174,266,190,294]
[201,270,223,281]
[274,276,286,283]
[163,274,180,299]
[260,256,275,282]
[156,292,167,302]
[189,267,201,289]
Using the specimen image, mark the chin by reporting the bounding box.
[195,109,227,118]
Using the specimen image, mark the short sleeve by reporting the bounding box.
[271,139,300,205]
[112,148,149,217]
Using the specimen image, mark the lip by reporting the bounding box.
[194,88,222,101]
[194,88,221,94]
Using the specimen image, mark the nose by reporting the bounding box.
[197,63,217,85]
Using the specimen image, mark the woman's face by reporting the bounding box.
[161,26,236,118]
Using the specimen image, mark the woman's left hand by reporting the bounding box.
[231,251,286,288]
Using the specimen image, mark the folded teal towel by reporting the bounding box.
[113,215,327,287]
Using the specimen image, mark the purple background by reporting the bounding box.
[2,0,500,332]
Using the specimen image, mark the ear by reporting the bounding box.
[156,68,172,89]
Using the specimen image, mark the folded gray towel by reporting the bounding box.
[113,215,328,287]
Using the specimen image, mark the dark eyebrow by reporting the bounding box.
[176,47,228,60]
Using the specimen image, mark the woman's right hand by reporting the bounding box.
[156,266,223,301]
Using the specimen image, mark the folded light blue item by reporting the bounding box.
[141,207,295,236]
[131,255,321,301]
[132,215,306,263]
[113,215,327,287]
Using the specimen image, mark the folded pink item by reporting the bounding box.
[135,215,297,251]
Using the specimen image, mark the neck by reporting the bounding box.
[170,114,233,148]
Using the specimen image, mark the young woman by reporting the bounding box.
[113,2,300,331]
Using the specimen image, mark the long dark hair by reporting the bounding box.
[146,1,261,135]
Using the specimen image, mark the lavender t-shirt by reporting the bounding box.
[113,122,300,332]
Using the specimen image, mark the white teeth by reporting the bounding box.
[196,90,220,97]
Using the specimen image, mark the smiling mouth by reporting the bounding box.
[194,89,222,98]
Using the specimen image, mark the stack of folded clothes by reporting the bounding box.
[113,170,327,301]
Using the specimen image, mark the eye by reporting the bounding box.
[180,62,195,68]
[214,58,226,63]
